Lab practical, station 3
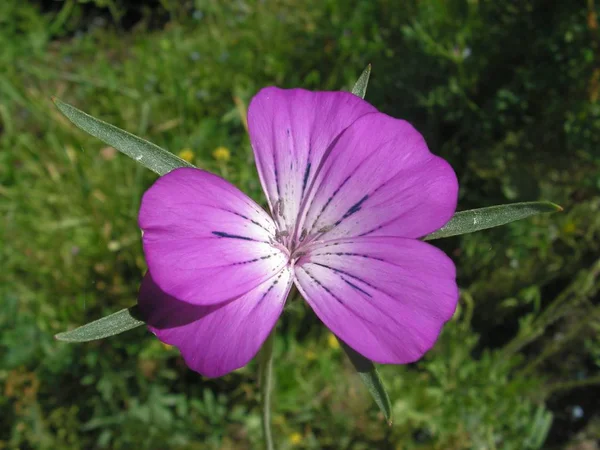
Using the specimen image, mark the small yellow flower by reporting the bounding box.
[178,148,195,162]
[327,333,340,350]
[213,146,231,162]
[289,432,303,445]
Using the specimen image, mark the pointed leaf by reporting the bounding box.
[423,201,562,241]
[52,98,193,176]
[340,340,392,424]
[55,306,145,342]
[351,64,372,99]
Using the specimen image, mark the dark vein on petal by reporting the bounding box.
[306,174,352,232]
[300,267,406,332]
[310,262,377,290]
[233,252,278,266]
[270,123,282,215]
[358,203,422,237]
[333,194,369,227]
[301,162,311,196]
[299,267,345,304]
[244,269,292,323]
[349,161,435,236]
[258,268,286,302]
[307,262,374,298]
[227,210,272,233]
[292,131,346,238]
[341,277,373,298]
[311,251,385,261]
[212,231,259,241]
[303,136,400,236]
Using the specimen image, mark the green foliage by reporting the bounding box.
[1,0,599,448]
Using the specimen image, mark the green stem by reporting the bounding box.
[258,331,275,450]
[545,375,600,395]
[503,258,600,356]
[521,304,600,375]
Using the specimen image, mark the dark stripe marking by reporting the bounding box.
[359,225,384,237]
[311,262,377,290]
[301,268,344,304]
[342,277,373,298]
[343,195,369,219]
[258,271,285,302]
[274,168,280,196]
[312,252,385,262]
[233,253,276,266]
[212,231,257,241]
[308,174,352,231]
[334,195,369,227]
[318,241,345,248]
[301,162,311,195]
[229,210,271,232]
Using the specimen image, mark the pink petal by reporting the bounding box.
[247,88,376,243]
[298,113,458,242]
[139,268,293,377]
[139,167,288,305]
[294,237,458,364]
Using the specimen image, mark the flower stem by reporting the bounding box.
[545,375,600,395]
[258,331,275,450]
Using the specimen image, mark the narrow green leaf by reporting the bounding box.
[340,340,392,424]
[55,306,145,342]
[52,98,193,176]
[351,64,372,99]
[423,201,562,241]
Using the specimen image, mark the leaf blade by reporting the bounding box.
[351,64,372,99]
[52,98,193,176]
[55,306,145,342]
[340,340,392,424]
[423,201,562,241]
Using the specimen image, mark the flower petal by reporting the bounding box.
[298,113,458,241]
[139,167,288,305]
[247,88,377,241]
[139,268,293,377]
[294,237,458,364]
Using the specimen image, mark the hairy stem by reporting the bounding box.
[258,331,276,450]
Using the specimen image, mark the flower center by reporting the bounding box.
[273,226,322,265]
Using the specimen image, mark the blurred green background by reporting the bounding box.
[1,0,599,448]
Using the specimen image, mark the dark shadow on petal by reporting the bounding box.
[138,272,228,329]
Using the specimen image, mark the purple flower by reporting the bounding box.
[138,88,459,377]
